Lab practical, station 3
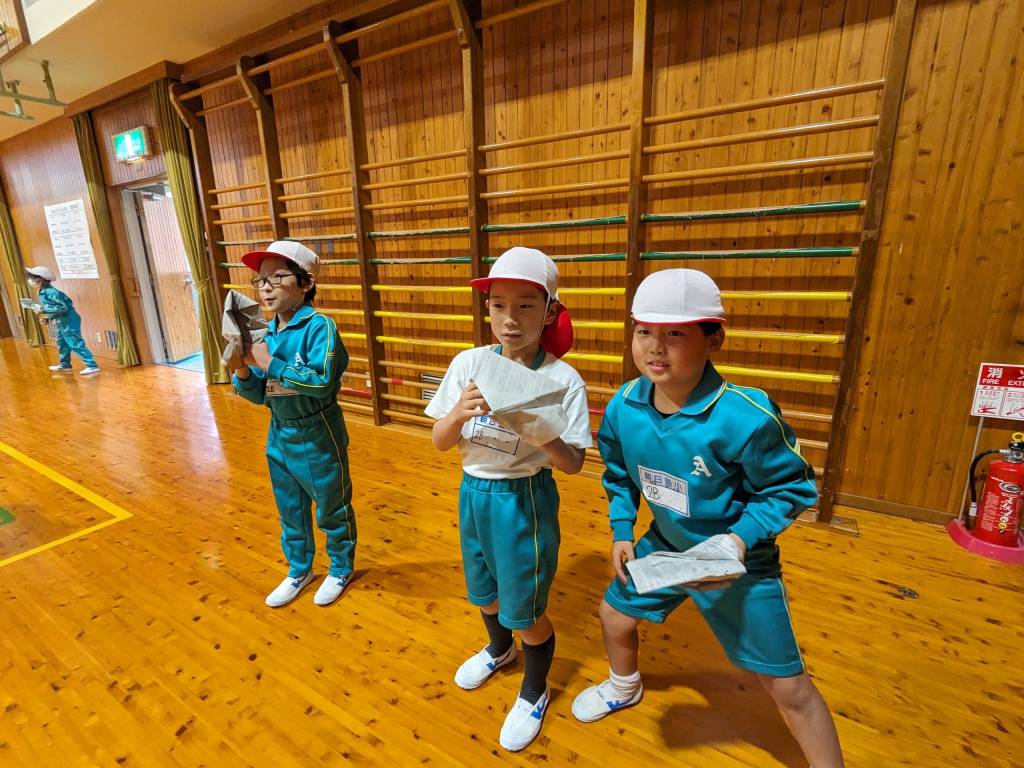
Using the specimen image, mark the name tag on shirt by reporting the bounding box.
[638,466,689,517]
[470,416,520,455]
[266,378,299,397]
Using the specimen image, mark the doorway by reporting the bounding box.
[121,181,203,367]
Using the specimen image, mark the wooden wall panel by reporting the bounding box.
[92,90,167,187]
[838,0,1024,517]
[0,0,27,63]
[0,117,118,362]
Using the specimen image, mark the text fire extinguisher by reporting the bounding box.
[968,432,1024,546]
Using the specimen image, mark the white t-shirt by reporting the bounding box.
[424,345,594,479]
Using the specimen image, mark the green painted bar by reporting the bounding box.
[216,239,274,247]
[482,215,626,232]
[284,234,357,242]
[370,257,472,265]
[483,253,626,264]
[220,259,360,268]
[640,247,856,261]
[642,200,864,223]
[368,227,471,238]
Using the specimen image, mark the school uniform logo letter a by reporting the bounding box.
[691,456,712,477]
[295,352,305,366]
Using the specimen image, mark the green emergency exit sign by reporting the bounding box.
[112,126,152,163]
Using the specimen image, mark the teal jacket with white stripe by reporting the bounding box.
[232,304,348,420]
[597,361,817,577]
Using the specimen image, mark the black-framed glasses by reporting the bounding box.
[250,272,296,289]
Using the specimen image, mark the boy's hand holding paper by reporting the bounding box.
[625,534,747,594]
[470,352,569,446]
[221,289,270,369]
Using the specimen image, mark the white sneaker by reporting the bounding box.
[499,685,550,752]
[80,366,100,375]
[454,644,517,690]
[571,679,644,723]
[265,572,314,607]
[49,365,72,372]
[313,575,349,606]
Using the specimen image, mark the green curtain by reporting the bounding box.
[72,111,141,367]
[150,79,229,385]
[0,173,43,346]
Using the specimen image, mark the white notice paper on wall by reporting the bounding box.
[44,199,99,279]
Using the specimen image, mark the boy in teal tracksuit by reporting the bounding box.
[572,269,845,768]
[231,241,356,609]
[25,266,99,375]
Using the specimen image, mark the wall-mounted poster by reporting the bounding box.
[43,199,99,279]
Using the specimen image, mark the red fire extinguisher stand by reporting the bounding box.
[947,430,1024,564]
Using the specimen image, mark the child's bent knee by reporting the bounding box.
[759,672,817,710]
[480,598,500,614]
[599,599,640,632]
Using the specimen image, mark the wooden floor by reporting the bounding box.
[1,338,1022,768]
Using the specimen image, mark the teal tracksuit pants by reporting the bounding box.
[55,313,97,369]
[267,403,356,579]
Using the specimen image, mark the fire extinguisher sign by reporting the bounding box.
[971,363,1024,421]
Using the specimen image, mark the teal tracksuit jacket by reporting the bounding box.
[598,361,818,577]
[39,285,97,369]
[232,303,356,578]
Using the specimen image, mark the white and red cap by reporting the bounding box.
[241,241,320,279]
[26,266,57,282]
[470,247,560,299]
[469,247,574,358]
[632,269,726,325]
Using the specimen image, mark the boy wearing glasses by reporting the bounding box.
[232,241,357,608]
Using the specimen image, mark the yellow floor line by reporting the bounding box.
[0,441,132,569]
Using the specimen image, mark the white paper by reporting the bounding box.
[44,200,99,279]
[625,537,747,594]
[470,352,569,446]
[221,289,270,369]
[19,298,41,311]
[471,352,568,413]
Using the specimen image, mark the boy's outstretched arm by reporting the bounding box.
[729,410,819,549]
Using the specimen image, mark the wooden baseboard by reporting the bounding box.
[794,508,860,537]
[834,493,955,525]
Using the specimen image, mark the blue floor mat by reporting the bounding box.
[165,353,205,373]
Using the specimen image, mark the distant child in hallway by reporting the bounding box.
[425,247,593,752]
[232,241,357,609]
[25,266,100,375]
[571,269,845,768]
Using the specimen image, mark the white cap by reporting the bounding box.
[241,241,320,279]
[632,269,725,325]
[470,247,559,300]
[26,266,57,282]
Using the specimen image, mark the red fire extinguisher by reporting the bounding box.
[969,432,1024,546]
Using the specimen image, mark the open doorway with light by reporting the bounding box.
[120,180,203,371]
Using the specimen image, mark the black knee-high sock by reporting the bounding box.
[520,632,555,704]
[481,610,514,657]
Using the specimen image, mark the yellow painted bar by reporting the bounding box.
[224,283,361,292]
[562,352,624,363]
[372,285,473,293]
[320,309,365,316]
[377,335,474,349]
[559,287,626,296]
[717,364,839,384]
[339,332,368,341]
[722,291,851,301]
[727,331,844,344]
[376,311,474,322]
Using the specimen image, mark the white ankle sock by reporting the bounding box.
[609,668,641,699]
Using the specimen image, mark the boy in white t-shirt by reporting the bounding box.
[425,247,593,752]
